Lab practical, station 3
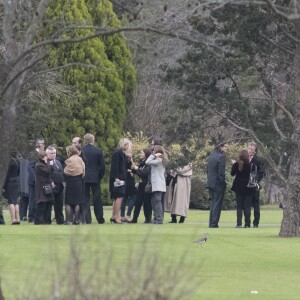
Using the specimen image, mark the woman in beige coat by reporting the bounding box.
[64,145,85,225]
[165,163,192,223]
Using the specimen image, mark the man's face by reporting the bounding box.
[47,150,56,160]
[248,145,256,157]
[37,142,45,151]
[221,144,228,153]
[72,138,80,146]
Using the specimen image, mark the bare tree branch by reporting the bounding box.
[24,62,98,85]
[1,55,46,99]
[259,31,294,55]
[265,0,300,21]
[271,96,287,139]
[277,22,299,43]
[23,0,51,49]
[273,96,294,125]
[12,26,219,68]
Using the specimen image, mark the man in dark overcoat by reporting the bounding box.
[82,133,105,224]
[207,142,228,228]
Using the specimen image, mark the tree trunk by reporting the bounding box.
[279,20,300,237]
[0,77,20,190]
[0,105,17,190]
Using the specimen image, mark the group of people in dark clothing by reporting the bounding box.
[207,141,265,228]
[1,134,106,225]
[1,134,264,227]
[1,134,184,225]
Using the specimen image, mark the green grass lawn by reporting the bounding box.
[1,206,300,299]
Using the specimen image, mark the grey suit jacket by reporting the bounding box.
[206,150,226,190]
[145,154,166,192]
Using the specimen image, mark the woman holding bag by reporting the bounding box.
[231,150,256,228]
[109,138,133,224]
[129,148,152,223]
[35,151,54,225]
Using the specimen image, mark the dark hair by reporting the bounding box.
[143,148,152,160]
[238,150,249,172]
[10,150,18,158]
[150,136,163,146]
[153,145,168,161]
[35,138,45,146]
[216,142,226,150]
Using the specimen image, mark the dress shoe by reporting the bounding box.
[179,217,185,223]
[110,218,122,224]
[128,218,137,223]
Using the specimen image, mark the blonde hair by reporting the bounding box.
[84,133,95,144]
[118,138,133,157]
[66,145,79,157]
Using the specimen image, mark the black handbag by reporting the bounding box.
[247,164,258,190]
[145,181,152,193]
[43,184,53,195]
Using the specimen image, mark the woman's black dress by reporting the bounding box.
[65,175,84,205]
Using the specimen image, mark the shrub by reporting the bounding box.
[189,171,236,210]
[189,175,210,210]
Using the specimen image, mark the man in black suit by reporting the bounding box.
[207,142,228,228]
[82,133,105,224]
[46,145,64,224]
[248,142,265,228]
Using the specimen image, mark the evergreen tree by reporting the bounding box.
[43,0,136,153]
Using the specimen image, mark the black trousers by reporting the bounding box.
[84,182,104,224]
[252,191,260,226]
[133,187,152,222]
[53,191,64,224]
[35,202,52,224]
[28,185,36,222]
[209,186,225,228]
[20,196,29,219]
[236,193,252,227]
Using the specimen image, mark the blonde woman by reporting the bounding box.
[145,145,168,224]
[109,138,133,224]
[64,145,85,225]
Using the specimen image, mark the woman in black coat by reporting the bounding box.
[109,138,132,224]
[129,148,152,223]
[2,151,20,224]
[231,150,256,228]
[35,151,54,225]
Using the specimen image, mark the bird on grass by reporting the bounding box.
[193,233,209,246]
